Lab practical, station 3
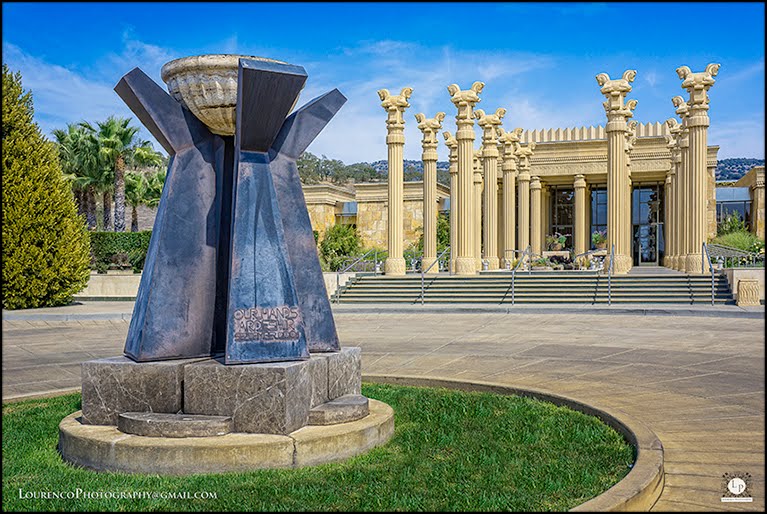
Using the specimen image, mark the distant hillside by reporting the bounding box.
[716,158,764,182]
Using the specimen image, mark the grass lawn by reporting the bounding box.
[2,383,633,512]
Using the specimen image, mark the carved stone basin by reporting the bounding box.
[160,54,287,136]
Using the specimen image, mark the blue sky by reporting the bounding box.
[3,2,764,162]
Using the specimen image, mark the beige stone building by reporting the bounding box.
[304,181,450,250]
[734,165,765,237]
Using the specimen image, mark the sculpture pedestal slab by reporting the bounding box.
[81,356,207,426]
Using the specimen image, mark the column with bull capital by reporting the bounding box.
[473,149,483,270]
[499,127,522,267]
[671,96,691,271]
[448,82,484,275]
[378,87,413,276]
[443,131,459,273]
[677,63,720,274]
[664,121,682,269]
[515,142,535,262]
[596,70,637,273]
[475,108,506,270]
[415,112,445,274]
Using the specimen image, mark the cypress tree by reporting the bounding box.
[2,64,91,309]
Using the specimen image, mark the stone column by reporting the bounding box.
[443,131,459,273]
[378,87,413,276]
[499,128,521,267]
[751,168,765,237]
[672,96,691,271]
[530,176,542,256]
[473,150,483,270]
[596,70,637,274]
[624,121,637,266]
[448,82,484,275]
[415,112,445,274]
[677,64,720,274]
[515,143,535,260]
[664,122,681,269]
[475,108,506,270]
[573,174,587,256]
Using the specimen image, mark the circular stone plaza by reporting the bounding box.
[2,2,764,512]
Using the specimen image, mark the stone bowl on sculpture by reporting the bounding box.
[160,54,287,136]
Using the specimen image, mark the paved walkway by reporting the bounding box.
[2,305,764,511]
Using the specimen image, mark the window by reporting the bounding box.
[716,187,752,230]
[549,186,574,248]
[335,201,357,227]
[590,187,607,248]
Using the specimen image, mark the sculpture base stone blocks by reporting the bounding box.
[81,356,207,426]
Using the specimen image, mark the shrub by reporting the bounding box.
[90,231,152,273]
[717,212,746,236]
[711,230,765,254]
[319,224,361,271]
[2,65,91,309]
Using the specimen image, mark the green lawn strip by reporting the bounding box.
[2,383,633,512]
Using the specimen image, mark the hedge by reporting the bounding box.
[90,231,152,273]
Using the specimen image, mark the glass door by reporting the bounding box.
[632,184,665,266]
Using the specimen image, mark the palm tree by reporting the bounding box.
[143,168,166,209]
[89,116,140,232]
[125,171,147,232]
[52,124,101,230]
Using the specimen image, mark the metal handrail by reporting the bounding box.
[419,246,451,305]
[509,245,532,305]
[607,243,615,306]
[335,248,378,304]
[702,242,715,306]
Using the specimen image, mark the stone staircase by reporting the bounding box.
[332,271,734,305]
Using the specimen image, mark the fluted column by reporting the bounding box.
[473,150,483,270]
[475,108,506,270]
[596,70,637,274]
[672,96,691,271]
[448,82,484,275]
[664,122,681,269]
[499,128,521,267]
[443,131,458,273]
[515,142,535,261]
[378,87,413,275]
[624,121,637,265]
[677,64,720,274]
[530,176,542,255]
[415,112,445,274]
[574,174,587,256]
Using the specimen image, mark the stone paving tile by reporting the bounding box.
[654,372,765,398]
[684,355,766,375]
[513,343,635,361]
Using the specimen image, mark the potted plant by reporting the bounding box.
[591,230,607,250]
[546,232,568,251]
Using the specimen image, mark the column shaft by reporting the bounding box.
[530,177,542,255]
[574,175,587,256]
[517,173,530,257]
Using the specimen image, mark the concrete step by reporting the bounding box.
[117,412,232,438]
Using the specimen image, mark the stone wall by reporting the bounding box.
[356,200,387,249]
[306,203,338,240]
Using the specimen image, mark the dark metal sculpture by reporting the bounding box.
[116,57,345,364]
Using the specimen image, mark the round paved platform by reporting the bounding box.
[58,399,394,475]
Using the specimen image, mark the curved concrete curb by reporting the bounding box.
[58,399,394,475]
[363,374,664,512]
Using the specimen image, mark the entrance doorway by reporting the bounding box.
[632,184,665,266]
